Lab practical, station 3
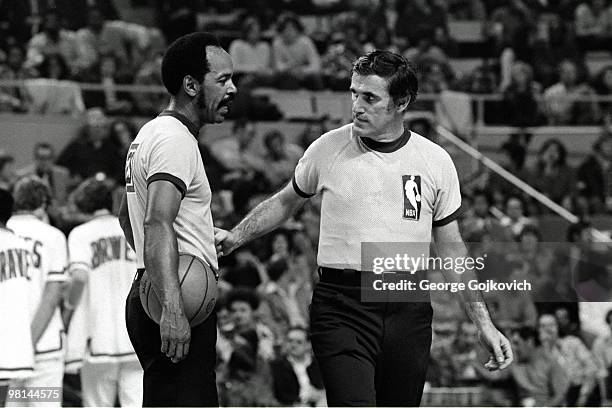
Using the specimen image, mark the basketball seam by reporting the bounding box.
[190,261,209,324]
[180,256,195,287]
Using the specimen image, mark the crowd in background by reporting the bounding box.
[2,0,612,406]
[0,0,612,125]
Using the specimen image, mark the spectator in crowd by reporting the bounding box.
[486,0,535,61]
[0,151,16,191]
[229,17,273,86]
[221,249,268,290]
[82,54,133,114]
[574,0,612,50]
[249,129,303,189]
[17,142,71,209]
[501,61,544,127]
[272,13,323,90]
[210,118,259,172]
[542,59,600,125]
[270,326,326,406]
[526,138,575,207]
[55,108,124,186]
[448,321,481,386]
[538,313,599,406]
[509,326,569,406]
[461,189,510,240]
[321,26,363,90]
[24,9,80,76]
[500,195,536,240]
[396,0,448,50]
[74,6,150,79]
[576,130,612,213]
[107,119,137,158]
[554,306,580,338]
[226,288,276,361]
[217,328,278,407]
[593,65,612,125]
[132,40,165,116]
[592,309,612,403]
[0,45,31,112]
[363,26,399,54]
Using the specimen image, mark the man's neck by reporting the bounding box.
[93,209,111,217]
[165,99,202,131]
[14,208,45,221]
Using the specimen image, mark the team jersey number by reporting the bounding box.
[125,143,139,193]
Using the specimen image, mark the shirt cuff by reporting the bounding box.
[147,172,187,198]
[433,206,463,227]
[292,175,315,198]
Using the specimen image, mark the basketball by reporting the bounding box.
[139,254,218,327]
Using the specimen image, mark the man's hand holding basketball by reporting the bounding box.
[160,298,191,364]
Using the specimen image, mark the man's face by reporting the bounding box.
[506,198,523,220]
[350,73,404,140]
[0,161,15,185]
[473,195,489,217]
[538,314,558,342]
[35,147,54,173]
[198,47,236,124]
[560,62,577,86]
[230,300,254,329]
[286,329,309,359]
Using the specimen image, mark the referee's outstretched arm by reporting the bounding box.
[433,220,514,371]
[215,182,307,256]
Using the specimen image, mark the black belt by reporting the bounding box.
[318,267,427,286]
[135,268,145,281]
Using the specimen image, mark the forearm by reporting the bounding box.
[31,282,64,345]
[231,191,303,249]
[438,242,493,329]
[144,220,182,309]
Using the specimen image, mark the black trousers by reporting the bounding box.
[310,273,433,407]
[125,272,218,407]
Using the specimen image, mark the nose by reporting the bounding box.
[228,79,237,96]
[352,98,365,115]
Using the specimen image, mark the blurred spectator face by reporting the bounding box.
[245,21,262,43]
[538,314,559,342]
[265,133,285,158]
[236,122,255,147]
[87,8,105,31]
[0,157,16,187]
[280,21,300,44]
[542,142,561,165]
[554,308,571,331]
[511,331,534,363]
[286,328,309,359]
[86,109,109,143]
[100,56,117,78]
[519,230,539,251]
[506,197,524,220]
[34,145,55,173]
[230,300,255,330]
[559,61,577,87]
[457,322,477,348]
[43,13,60,36]
[473,194,489,217]
[272,233,290,256]
[111,121,134,148]
[511,63,531,87]
[8,47,24,71]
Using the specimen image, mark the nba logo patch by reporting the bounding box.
[402,175,421,220]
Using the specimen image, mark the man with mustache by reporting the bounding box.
[216,50,512,406]
[119,32,236,406]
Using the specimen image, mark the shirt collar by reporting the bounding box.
[359,128,411,153]
[158,110,200,138]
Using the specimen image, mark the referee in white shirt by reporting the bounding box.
[216,50,513,406]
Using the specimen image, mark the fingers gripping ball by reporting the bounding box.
[140,254,218,327]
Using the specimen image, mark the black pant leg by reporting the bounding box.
[125,277,218,407]
[375,302,433,407]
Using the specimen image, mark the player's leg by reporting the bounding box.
[80,362,118,407]
[309,282,382,406]
[125,276,218,407]
[375,301,433,407]
[117,360,144,407]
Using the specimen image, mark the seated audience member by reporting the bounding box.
[132,38,166,115]
[500,195,536,239]
[363,26,399,54]
[17,143,71,222]
[542,59,600,125]
[25,54,85,115]
[593,65,612,125]
[210,118,259,172]
[56,108,124,186]
[229,17,273,85]
[448,321,480,386]
[539,313,599,406]
[577,130,612,213]
[82,54,133,114]
[525,138,575,208]
[270,326,325,407]
[272,13,323,90]
[592,309,612,403]
[0,45,32,112]
[574,0,612,50]
[217,328,278,407]
[502,61,544,127]
[221,249,267,290]
[0,152,16,191]
[25,9,79,75]
[321,28,363,91]
[226,288,275,361]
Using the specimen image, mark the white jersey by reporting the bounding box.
[0,228,35,379]
[125,112,217,270]
[7,214,68,361]
[65,214,138,367]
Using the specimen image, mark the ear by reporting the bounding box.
[183,75,200,98]
[396,95,411,113]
